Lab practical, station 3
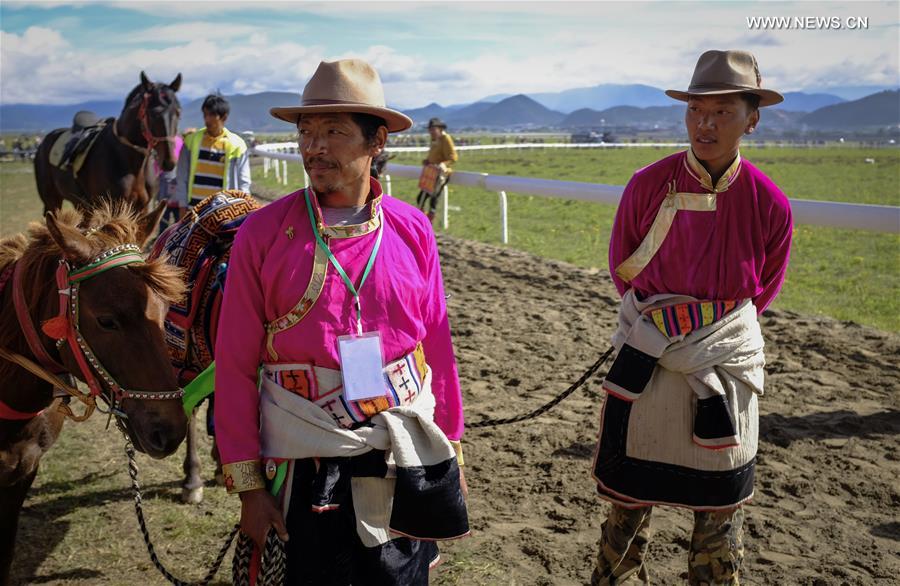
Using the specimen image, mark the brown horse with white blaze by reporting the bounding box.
[34,72,182,215]
[0,202,187,584]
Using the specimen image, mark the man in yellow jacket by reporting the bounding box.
[175,94,251,210]
[416,117,457,222]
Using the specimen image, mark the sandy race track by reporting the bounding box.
[434,234,900,586]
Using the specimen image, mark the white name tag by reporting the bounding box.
[337,332,387,401]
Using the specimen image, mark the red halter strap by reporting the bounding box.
[12,260,66,373]
[1,262,53,420]
[137,92,178,149]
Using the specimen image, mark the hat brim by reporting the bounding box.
[269,103,413,132]
[665,87,784,108]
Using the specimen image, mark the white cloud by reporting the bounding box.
[1,3,897,108]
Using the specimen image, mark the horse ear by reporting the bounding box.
[169,73,182,93]
[46,213,93,263]
[140,71,152,91]
[136,202,167,248]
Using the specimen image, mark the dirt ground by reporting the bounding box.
[433,234,900,586]
[7,232,899,586]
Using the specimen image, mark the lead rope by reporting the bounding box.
[127,347,613,585]
[467,346,614,429]
[232,530,286,586]
[124,436,240,586]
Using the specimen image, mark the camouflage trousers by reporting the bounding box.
[591,504,745,586]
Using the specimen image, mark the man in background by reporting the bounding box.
[175,94,251,213]
[416,117,457,222]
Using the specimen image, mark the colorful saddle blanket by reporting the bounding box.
[150,190,260,383]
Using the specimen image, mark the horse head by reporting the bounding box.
[126,71,183,172]
[44,202,188,457]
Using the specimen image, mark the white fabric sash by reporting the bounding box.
[259,368,457,546]
[613,290,766,471]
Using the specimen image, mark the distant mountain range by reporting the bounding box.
[1,84,897,134]
[799,90,900,129]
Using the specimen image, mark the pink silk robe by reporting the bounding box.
[214,178,464,466]
[609,150,793,311]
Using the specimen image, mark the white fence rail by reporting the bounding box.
[257,141,691,153]
[251,145,900,238]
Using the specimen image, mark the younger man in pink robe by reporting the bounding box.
[592,50,792,585]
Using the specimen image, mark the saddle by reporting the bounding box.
[149,190,261,385]
[48,111,113,175]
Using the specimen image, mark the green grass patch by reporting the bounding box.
[6,145,900,332]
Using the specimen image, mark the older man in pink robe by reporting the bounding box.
[215,59,467,585]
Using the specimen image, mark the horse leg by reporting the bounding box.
[211,439,224,486]
[181,409,204,504]
[0,468,38,586]
[206,395,224,485]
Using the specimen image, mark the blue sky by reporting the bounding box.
[2,1,898,107]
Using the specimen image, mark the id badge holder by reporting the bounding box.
[337,331,387,401]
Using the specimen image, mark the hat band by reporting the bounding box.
[687,83,761,92]
[301,98,386,107]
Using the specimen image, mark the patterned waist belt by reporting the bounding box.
[262,342,428,430]
[645,300,738,338]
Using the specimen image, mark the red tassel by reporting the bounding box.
[41,316,69,340]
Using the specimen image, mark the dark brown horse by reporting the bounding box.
[34,72,182,215]
[0,202,188,584]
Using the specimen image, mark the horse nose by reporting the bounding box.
[143,423,183,457]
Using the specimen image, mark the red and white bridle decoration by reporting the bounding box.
[114,91,179,155]
[41,243,184,404]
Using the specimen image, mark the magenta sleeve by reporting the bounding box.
[608,176,643,297]
[420,229,464,441]
[213,224,268,465]
[752,195,793,314]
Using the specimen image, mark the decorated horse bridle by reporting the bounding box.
[0,243,183,422]
[113,89,180,155]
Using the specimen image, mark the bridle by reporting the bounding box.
[0,243,183,422]
[114,88,180,156]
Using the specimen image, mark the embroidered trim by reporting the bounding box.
[685,148,742,193]
[263,188,384,360]
[646,300,738,338]
[222,460,266,494]
[449,440,464,466]
[615,180,716,282]
[264,242,329,361]
[262,342,428,430]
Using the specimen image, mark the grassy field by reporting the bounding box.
[252,145,900,331]
[4,147,899,332]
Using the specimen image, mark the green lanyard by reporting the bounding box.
[305,190,383,335]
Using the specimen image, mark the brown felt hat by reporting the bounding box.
[270,59,413,132]
[666,50,783,107]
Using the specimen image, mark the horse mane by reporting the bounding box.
[0,202,185,307]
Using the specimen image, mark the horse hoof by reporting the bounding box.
[181,486,203,504]
[214,471,225,486]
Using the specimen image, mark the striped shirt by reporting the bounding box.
[190,132,230,204]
